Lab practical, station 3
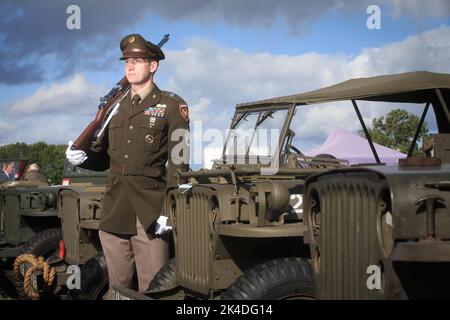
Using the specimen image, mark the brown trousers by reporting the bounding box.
[99,218,169,299]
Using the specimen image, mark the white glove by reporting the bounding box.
[65,140,88,166]
[178,183,193,194]
[155,216,172,235]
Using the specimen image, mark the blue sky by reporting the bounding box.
[0,0,449,167]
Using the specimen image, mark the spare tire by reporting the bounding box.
[222,257,315,300]
[15,228,62,299]
[70,252,108,300]
[147,258,178,292]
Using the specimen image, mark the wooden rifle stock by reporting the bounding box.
[73,77,129,152]
[72,34,170,153]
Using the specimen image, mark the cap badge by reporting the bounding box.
[128,36,135,43]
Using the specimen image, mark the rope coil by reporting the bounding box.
[13,253,56,300]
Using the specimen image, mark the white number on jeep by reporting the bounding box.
[290,194,303,215]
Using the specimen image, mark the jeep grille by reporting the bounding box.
[309,174,388,299]
[170,187,215,296]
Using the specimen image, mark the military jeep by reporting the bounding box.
[57,161,109,300]
[0,158,58,297]
[1,159,29,245]
[302,72,450,299]
[113,71,449,301]
[7,161,108,299]
[1,159,29,263]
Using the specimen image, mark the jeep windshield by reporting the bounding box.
[62,160,107,185]
[235,71,450,166]
[222,107,289,164]
[63,161,106,176]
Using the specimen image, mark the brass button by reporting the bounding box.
[124,154,129,159]
[129,125,134,130]
[127,139,132,144]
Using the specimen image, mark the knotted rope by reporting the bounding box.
[13,253,56,300]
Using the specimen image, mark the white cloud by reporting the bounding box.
[163,27,450,119]
[0,121,13,131]
[385,0,450,19]
[10,73,106,115]
[189,97,212,122]
[2,26,450,166]
[0,73,107,145]
[164,41,349,102]
[349,26,450,77]
[0,120,15,146]
[294,102,362,143]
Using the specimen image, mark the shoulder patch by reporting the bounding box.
[179,103,189,122]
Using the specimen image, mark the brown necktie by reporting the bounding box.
[131,94,141,112]
[132,94,141,105]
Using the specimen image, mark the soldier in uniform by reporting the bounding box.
[23,163,48,185]
[65,34,190,298]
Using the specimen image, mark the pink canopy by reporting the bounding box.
[306,128,406,165]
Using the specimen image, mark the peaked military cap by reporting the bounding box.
[119,34,165,61]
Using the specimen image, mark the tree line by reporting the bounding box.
[0,142,66,184]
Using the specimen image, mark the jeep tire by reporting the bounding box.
[147,258,178,292]
[222,257,315,300]
[70,252,109,300]
[15,228,62,299]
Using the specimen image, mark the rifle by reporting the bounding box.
[72,34,170,152]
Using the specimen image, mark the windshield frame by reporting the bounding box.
[62,160,108,178]
[221,104,294,164]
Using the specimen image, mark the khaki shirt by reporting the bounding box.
[130,81,153,102]
[81,84,190,234]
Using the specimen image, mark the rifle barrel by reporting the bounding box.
[157,34,170,48]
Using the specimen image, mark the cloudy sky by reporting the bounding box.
[0,0,449,167]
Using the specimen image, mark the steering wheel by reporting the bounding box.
[287,144,307,158]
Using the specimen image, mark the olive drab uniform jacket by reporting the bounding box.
[80,84,190,234]
[23,171,49,185]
